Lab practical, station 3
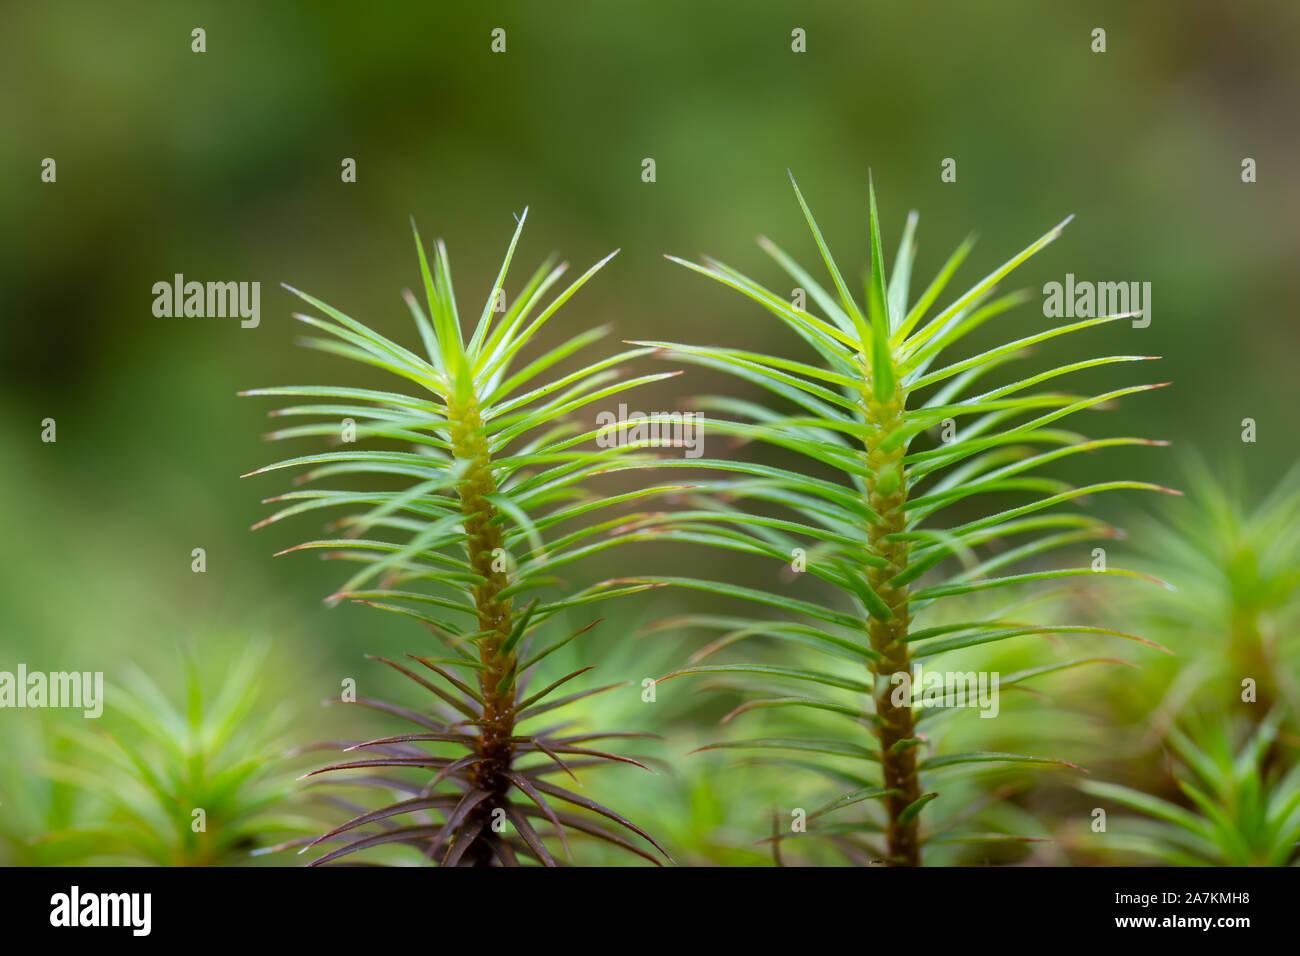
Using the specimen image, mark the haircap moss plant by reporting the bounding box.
[596,174,1179,866]
[29,647,311,866]
[1123,461,1300,736]
[242,210,679,866]
[1078,712,1300,866]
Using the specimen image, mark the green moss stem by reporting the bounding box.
[864,389,921,866]
[448,392,517,863]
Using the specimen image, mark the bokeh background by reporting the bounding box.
[2,1,1297,865]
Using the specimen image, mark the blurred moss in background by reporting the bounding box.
[1,1,1297,864]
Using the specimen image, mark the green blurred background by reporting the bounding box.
[2,1,1297,864]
